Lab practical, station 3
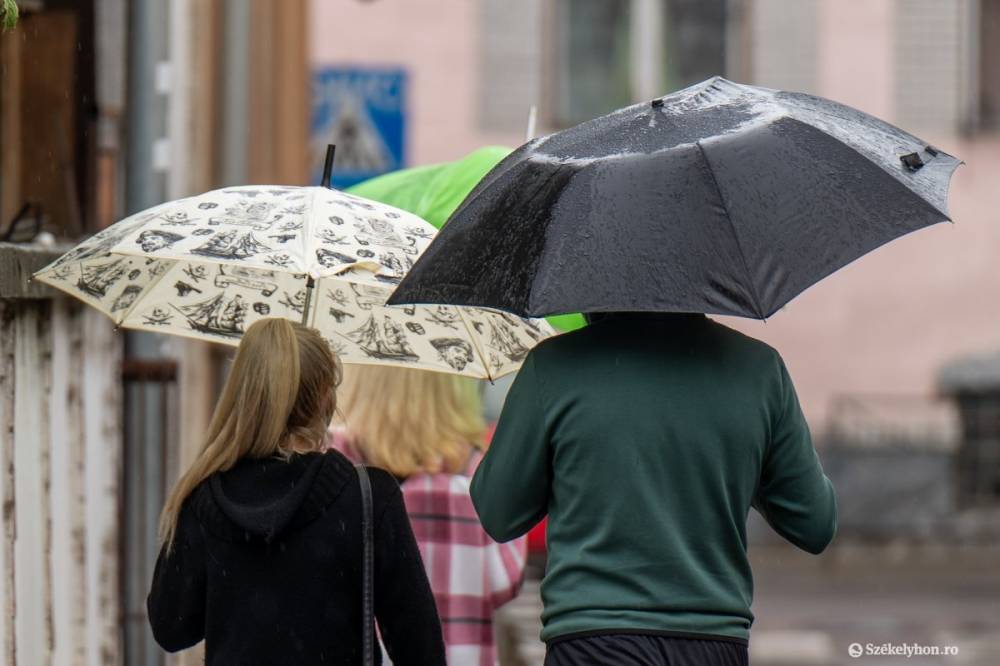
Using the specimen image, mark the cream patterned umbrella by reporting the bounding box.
[33,185,554,380]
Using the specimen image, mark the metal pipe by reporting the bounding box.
[301,276,316,326]
[630,0,665,101]
[222,0,250,186]
[321,145,337,189]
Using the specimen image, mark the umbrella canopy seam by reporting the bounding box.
[113,257,177,326]
[780,115,958,222]
[456,307,494,384]
[303,186,319,277]
[695,140,766,320]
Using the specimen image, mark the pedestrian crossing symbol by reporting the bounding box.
[311,67,407,188]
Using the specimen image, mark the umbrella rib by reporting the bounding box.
[695,141,766,320]
[114,257,178,326]
[305,277,317,328]
[456,308,494,383]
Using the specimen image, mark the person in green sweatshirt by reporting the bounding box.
[470,312,837,666]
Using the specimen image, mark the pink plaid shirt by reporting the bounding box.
[330,435,526,665]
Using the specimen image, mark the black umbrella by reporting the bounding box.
[388,77,961,319]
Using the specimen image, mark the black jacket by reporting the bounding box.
[147,450,446,665]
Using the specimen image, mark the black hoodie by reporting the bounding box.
[147,449,446,665]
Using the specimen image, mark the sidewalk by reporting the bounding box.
[496,545,1000,665]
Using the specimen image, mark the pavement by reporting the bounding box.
[496,544,1000,666]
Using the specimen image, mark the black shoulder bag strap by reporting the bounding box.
[355,463,375,666]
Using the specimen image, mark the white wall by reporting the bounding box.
[0,291,123,666]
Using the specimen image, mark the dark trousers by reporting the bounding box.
[545,633,749,666]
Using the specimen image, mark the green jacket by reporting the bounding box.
[470,313,836,644]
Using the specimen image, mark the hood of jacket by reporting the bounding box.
[191,451,353,543]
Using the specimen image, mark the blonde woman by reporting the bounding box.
[332,366,527,666]
[147,318,445,665]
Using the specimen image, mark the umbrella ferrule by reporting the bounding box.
[900,145,942,172]
[301,276,316,326]
[900,152,925,171]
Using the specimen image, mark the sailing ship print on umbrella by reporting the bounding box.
[176,293,249,338]
[34,181,554,379]
[78,258,129,298]
[346,314,420,362]
[191,230,274,260]
[310,270,550,379]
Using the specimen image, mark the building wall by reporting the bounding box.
[893,0,976,133]
[479,0,544,134]
[749,0,819,93]
[309,0,527,167]
[310,0,1000,426]
[816,0,894,120]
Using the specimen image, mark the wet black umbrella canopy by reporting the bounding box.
[388,77,961,319]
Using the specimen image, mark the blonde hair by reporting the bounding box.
[159,318,341,546]
[335,366,485,479]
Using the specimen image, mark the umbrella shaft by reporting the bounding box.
[301,276,316,325]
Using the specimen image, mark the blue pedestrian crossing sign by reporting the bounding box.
[311,67,407,189]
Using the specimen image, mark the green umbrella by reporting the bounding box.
[348,147,585,332]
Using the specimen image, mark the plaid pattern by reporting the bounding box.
[330,435,526,665]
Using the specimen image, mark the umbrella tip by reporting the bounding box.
[651,98,665,109]
[899,152,925,171]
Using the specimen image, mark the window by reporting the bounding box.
[547,0,728,129]
[976,0,1000,130]
[894,0,998,135]
[661,0,728,93]
[478,0,544,133]
[0,1,96,240]
[550,0,632,128]
[954,392,1000,506]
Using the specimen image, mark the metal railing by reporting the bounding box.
[824,393,960,451]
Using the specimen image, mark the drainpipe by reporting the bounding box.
[221,0,250,186]
[125,0,167,216]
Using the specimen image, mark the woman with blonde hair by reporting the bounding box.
[333,366,527,666]
[147,318,445,665]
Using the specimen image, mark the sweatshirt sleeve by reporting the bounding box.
[753,355,838,554]
[371,471,446,665]
[471,353,551,543]
[146,504,207,652]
